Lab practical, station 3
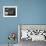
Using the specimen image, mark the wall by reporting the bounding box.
[0,0,46,44]
[0,0,18,44]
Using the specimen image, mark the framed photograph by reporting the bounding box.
[18,24,46,42]
[3,6,17,17]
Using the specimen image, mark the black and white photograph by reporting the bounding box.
[3,6,17,17]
